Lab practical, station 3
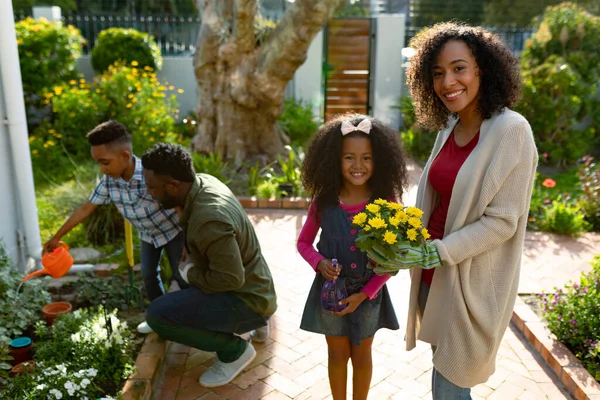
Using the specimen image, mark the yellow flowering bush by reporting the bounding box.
[15,17,85,99]
[91,28,162,73]
[30,61,183,184]
[353,199,431,273]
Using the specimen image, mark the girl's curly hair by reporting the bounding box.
[301,113,408,214]
[406,22,522,131]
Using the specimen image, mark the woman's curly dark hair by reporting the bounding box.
[406,22,522,131]
[301,113,408,214]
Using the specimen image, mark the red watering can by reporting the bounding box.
[22,241,74,282]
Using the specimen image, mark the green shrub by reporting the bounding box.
[30,62,182,185]
[13,0,77,12]
[516,55,597,165]
[278,99,318,147]
[537,197,589,236]
[578,156,600,231]
[0,243,52,343]
[394,96,437,163]
[15,17,85,121]
[0,342,12,386]
[83,204,125,246]
[518,3,600,165]
[36,172,92,246]
[528,172,588,236]
[256,180,279,199]
[540,256,600,381]
[524,3,600,81]
[36,165,128,250]
[91,28,162,73]
[193,152,233,185]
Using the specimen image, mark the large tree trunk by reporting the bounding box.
[192,0,344,162]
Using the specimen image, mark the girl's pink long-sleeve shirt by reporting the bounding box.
[296,201,391,300]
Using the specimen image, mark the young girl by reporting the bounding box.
[297,113,408,400]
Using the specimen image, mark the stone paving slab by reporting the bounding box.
[152,208,579,399]
[152,160,599,399]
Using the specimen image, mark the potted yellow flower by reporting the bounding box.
[352,199,442,274]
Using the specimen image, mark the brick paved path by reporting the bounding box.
[153,209,577,400]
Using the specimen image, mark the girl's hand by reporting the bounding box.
[317,259,341,281]
[334,292,368,316]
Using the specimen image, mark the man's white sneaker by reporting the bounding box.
[249,321,270,343]
[199,342,256,387]
[137,321,154,334]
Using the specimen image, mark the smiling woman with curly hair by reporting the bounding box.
[407,22,522,131]
[403,23,538,399]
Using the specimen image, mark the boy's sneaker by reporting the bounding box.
[249,321,270,343]
[199,342,256,387]
[137,321,154,334]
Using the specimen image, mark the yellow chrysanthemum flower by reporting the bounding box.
[408,217,422,229]
[366,204,381,214]
[389,216,401,227]
[421,228,431,240]
[374,198,388,206]
[364,225,371,232]
[368,216,387,230]
[406,207,424,218]
[352,212,368,226]
[407,228,418,241]
[383,231,398,245]
[387,202,402,211]
[396,211,409,223]
[131,60,139,66]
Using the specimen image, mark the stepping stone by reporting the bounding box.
[70,248,103,263]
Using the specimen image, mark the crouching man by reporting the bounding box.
[141,143,277,387]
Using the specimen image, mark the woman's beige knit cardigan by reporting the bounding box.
[405,109,538,388]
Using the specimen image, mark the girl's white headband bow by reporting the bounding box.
[341,119,372,135]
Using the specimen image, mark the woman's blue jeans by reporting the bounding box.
[419,281,472,400]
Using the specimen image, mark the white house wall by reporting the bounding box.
[0,76,23,266]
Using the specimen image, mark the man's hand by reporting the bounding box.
[43,236,61,255]
[317,259,341,281]
[334,292,368,316]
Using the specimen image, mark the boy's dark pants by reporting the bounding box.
[145,286,267,362]
[140,231,189,301]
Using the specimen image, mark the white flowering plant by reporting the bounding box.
[1,363,100,399]
[33,306,135,396]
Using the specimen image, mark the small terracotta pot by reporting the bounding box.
[42,301,72,325]
[11,360,36,375]
[9,337,32,366]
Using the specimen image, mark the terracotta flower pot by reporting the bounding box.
[9,337,32,366]
[11,360,35,375]
[42,301,72,325]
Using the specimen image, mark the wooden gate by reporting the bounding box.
[324,18,373,121]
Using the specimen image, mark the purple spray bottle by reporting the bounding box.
[320,258,348,312]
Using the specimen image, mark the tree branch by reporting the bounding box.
[256,0,344,87]
[233,0,256,53]
[193,0,222,69]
